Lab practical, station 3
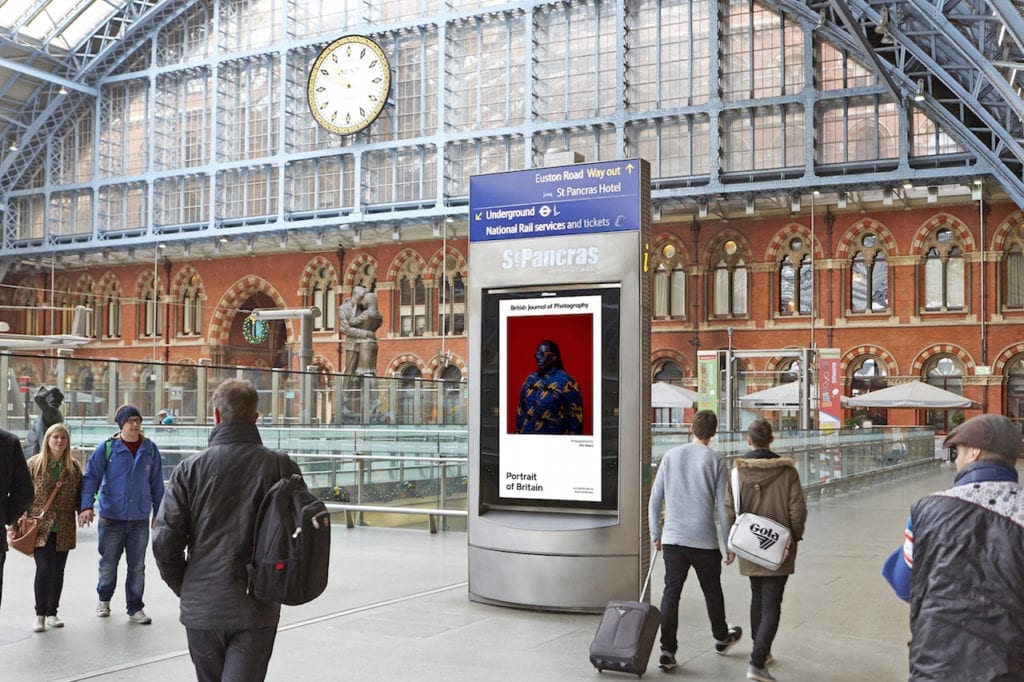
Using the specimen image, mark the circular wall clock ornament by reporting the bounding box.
[242,315,268,344]
[307,35,391,135]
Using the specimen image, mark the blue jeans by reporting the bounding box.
[659,544,730,653]
[97,517,149,615]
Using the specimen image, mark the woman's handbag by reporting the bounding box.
[727,468,791,571]
[6,479,63,557]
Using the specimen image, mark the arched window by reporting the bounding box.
[712,239,748,317]
[653,360,687,427]
[54,280,74,335]
[778,358,801,383]
[139,275,163,338]
[438,255,465,335]
[850,356,888,395]
[1002,223,1024,309]
[83,287,99,338]
[396,260,428,337]
[1006,357,1024,434]
[308,266,336,331]
[924,355,965,432]
[653,360,684,383]
[652,243,686,319]
[850,232,888,313]
[395,363,423,425]
[922,228,965,311]
[849,356,888,424]
[439,364,464,425]
[15,284,40,335]
[779,236,812,315]
[180,274,203,336]
[102,282,122,339]
[353,261,377,291]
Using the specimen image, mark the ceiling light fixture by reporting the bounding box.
[875,7,894,45]
[913,79,925,102]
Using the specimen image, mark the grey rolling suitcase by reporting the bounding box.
[588,551,661,677]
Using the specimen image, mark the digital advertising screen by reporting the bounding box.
[479,284,621,512]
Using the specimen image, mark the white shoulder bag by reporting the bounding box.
[727,467,792,571]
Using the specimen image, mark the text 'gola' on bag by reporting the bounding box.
[727,468,792,571]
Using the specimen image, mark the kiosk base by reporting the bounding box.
[468,545,641,613]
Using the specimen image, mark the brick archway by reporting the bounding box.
[207,276,290,347]
[910,343,976,375]
[841,345,900,377]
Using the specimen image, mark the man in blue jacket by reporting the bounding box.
[883,413,1024,680]
[78,404,164,624]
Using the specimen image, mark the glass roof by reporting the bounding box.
[0,0,122,53]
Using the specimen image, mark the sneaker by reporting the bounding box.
[658,650,677,670]
[714,625,743,655]
[32,616,45,633]
[128,609,152,624]
[96,601,110,617]
[747,664,777,681]
[45,616,64,628]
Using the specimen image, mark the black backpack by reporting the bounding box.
[247,458,331,606]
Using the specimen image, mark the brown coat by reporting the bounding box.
[725,454,807,576]
[26,455,83,553]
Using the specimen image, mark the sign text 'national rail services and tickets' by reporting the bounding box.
[469,159,642,242]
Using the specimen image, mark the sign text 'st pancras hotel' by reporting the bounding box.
[469,159,642,242]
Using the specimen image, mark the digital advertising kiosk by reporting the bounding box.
[467,158,652,611]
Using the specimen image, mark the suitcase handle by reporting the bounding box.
[641,549,659,601]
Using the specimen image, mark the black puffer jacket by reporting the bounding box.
[152,422,300,629]
[908,477,1024,681]
[0,429,33,552]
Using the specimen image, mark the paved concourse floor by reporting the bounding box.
[0,464,957,682]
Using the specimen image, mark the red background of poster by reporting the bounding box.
[505,312,594,435]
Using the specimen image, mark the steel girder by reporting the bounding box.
[0,0,181,201]
[2,0,1024,259]
[790,0,1024,204]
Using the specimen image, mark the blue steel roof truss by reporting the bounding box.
[1,0,1023,260]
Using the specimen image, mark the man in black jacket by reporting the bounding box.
[0,427,34,611]
[152,378,300,682]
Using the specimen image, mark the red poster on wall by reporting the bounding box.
[820,348,841,425]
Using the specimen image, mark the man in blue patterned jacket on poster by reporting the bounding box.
[515,339,584,435]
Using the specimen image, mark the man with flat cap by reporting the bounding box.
[883,414,1024,680]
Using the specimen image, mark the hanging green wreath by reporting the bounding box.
[242,315,268,344]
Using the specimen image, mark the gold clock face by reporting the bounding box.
[307,35,391,135]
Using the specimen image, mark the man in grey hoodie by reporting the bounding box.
[649,409,742,670]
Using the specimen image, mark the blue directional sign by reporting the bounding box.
[469,158,642,242]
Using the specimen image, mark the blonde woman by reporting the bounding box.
[26,422,82,632]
